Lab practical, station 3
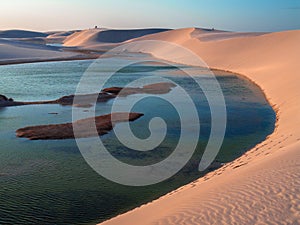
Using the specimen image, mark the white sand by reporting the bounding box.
[99,28,300,224]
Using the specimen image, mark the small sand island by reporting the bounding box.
[0,82,176,108]
[16,112,143,140]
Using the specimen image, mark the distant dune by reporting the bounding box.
[46,30,79,43]
[63,28,170,47]
[0,29,105,64]
[46,30,78,37]
[0,38,81,64]
[0,29,48,38]
[191,28,268,42]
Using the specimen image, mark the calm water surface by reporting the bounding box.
[0,56,275,224]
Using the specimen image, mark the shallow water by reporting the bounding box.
[0,56,275,224]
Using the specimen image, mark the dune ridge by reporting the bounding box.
[99,28,300,224]
[63,28,170,47]
[0,28,172,64]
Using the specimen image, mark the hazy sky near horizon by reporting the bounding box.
[1,0,299,32]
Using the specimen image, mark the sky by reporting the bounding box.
[1,0,299,32]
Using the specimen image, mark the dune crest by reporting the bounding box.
[63,28,170,47]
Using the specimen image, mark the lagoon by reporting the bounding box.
[0,56,275,224]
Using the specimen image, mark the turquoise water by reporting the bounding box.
[0,57,275,224]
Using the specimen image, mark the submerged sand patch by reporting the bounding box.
[16,112,143,140]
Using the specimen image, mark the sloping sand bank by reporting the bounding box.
[100,28,300,224]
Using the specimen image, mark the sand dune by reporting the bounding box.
[63,28,170,47]
[100,28,300,224]
[0,38,79,64]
